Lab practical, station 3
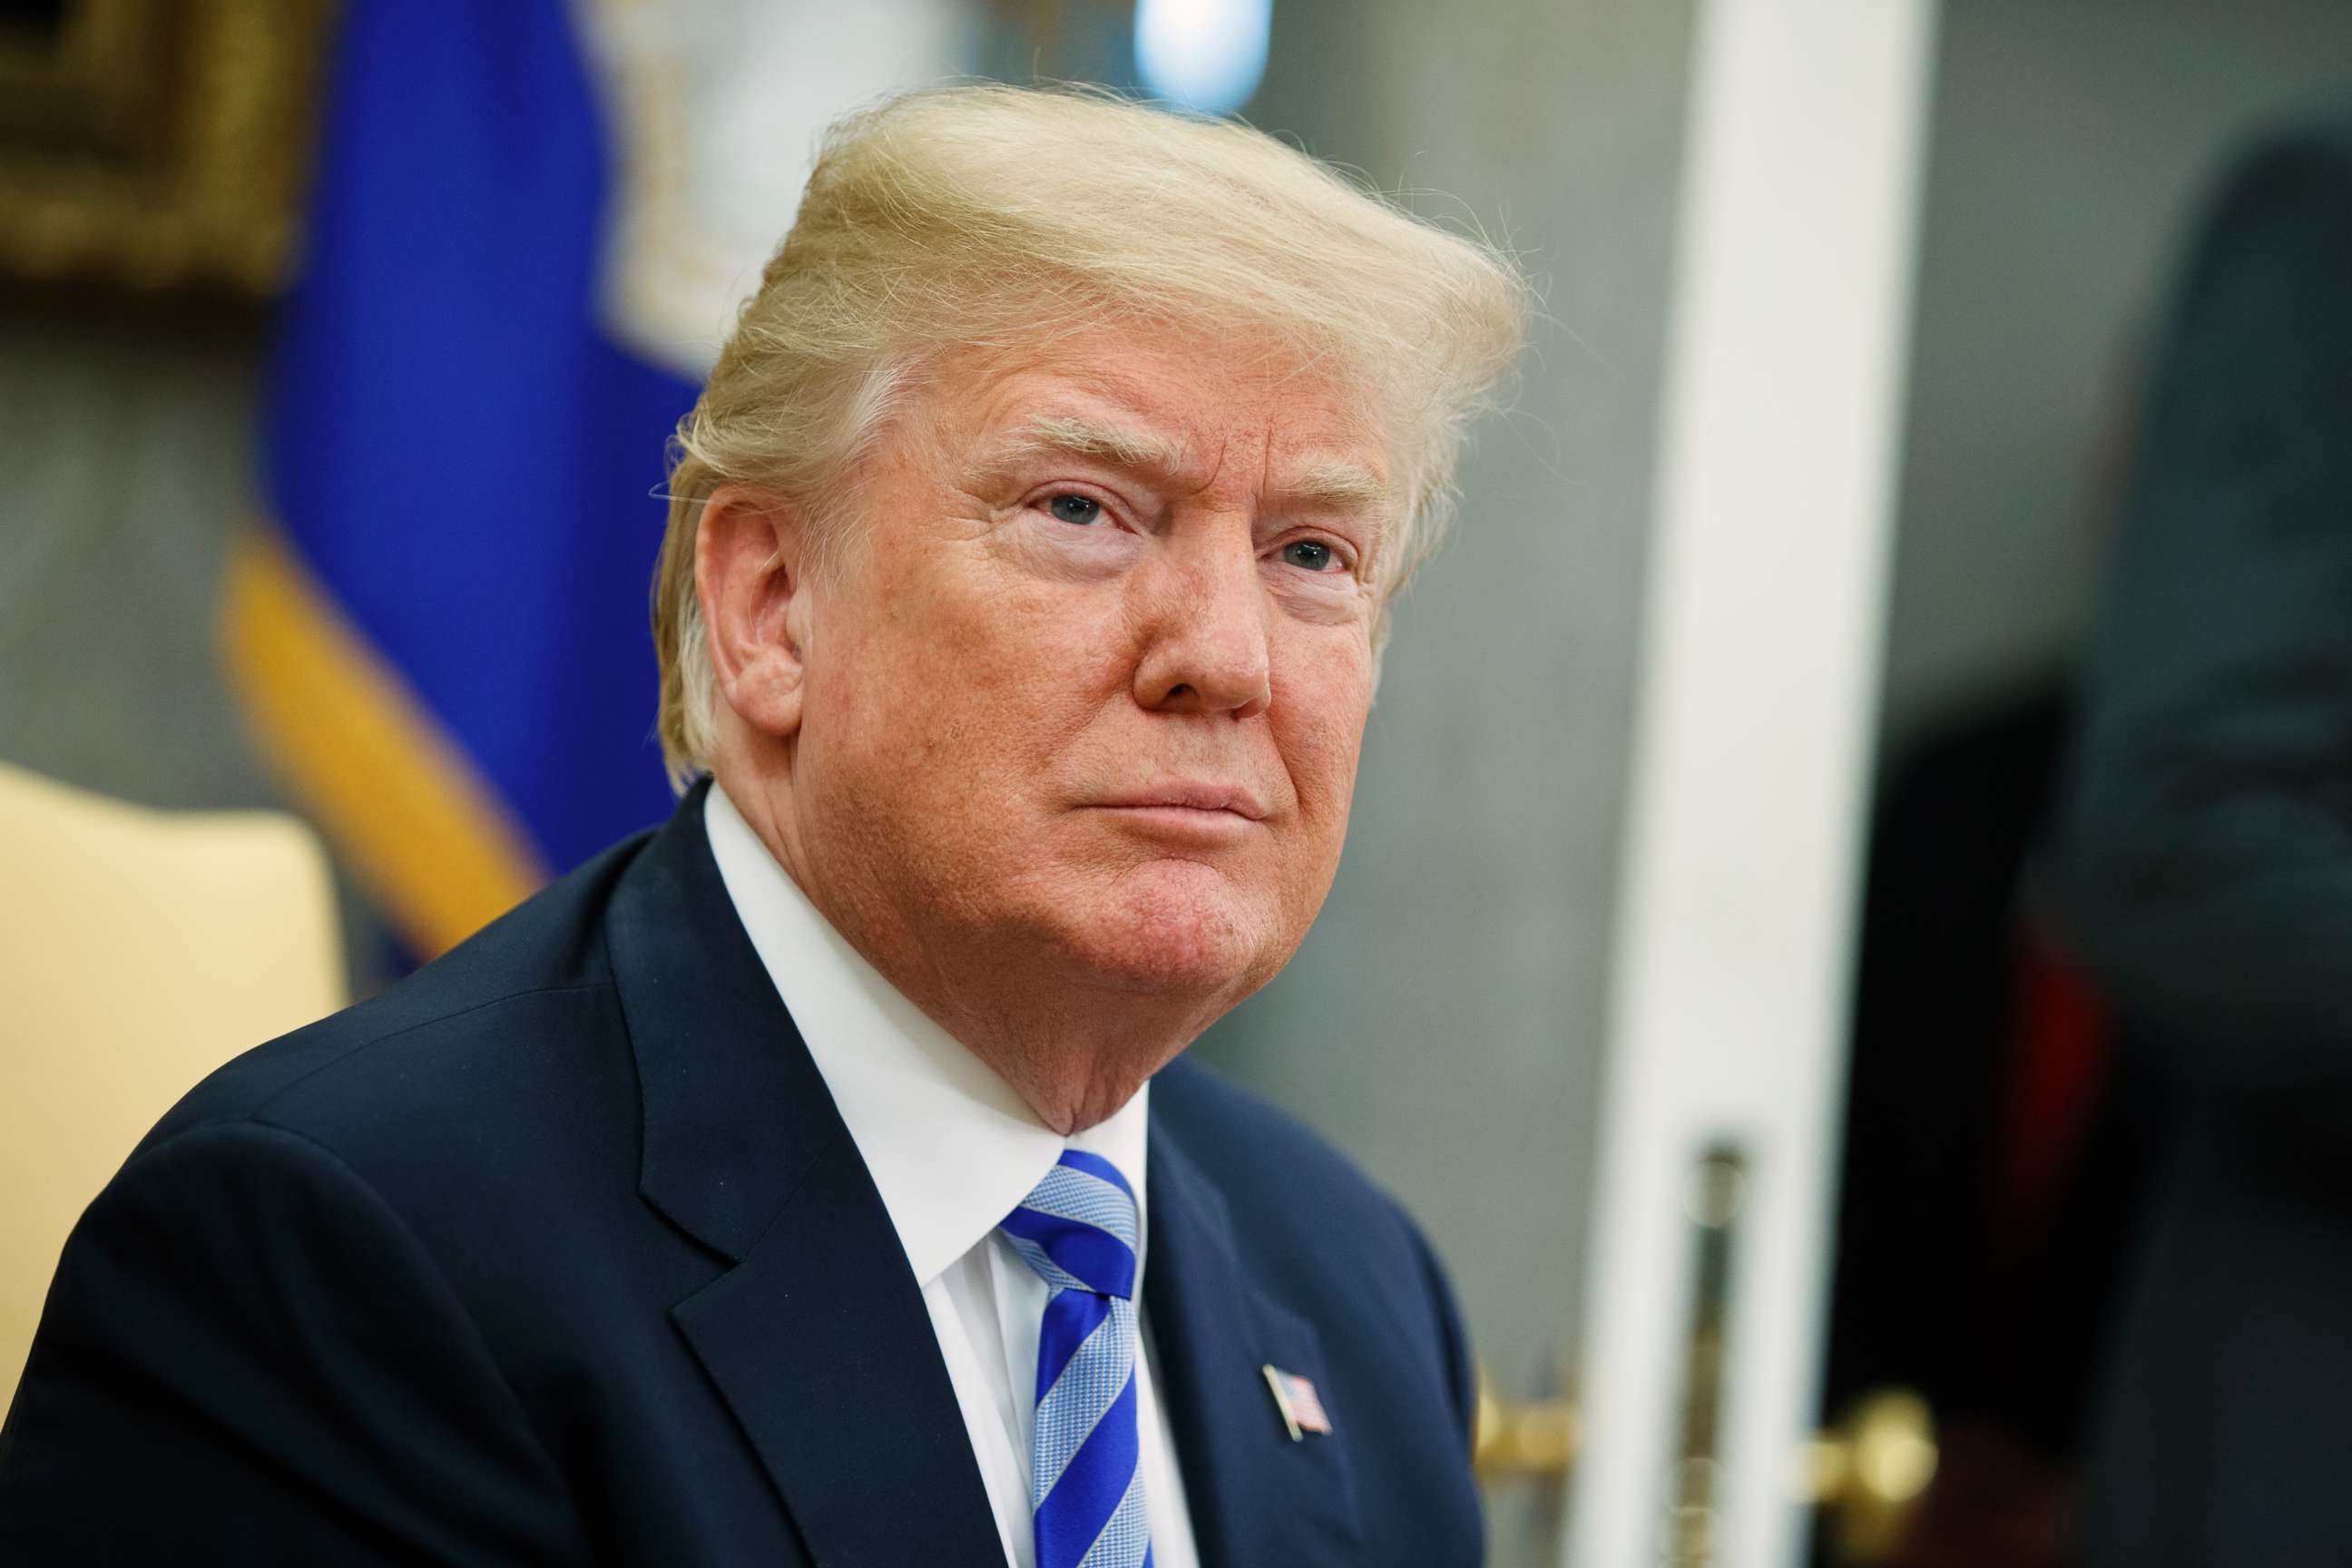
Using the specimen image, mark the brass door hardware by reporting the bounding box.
[1475,1383,1937,1565]
[1798,1388,1938,1564]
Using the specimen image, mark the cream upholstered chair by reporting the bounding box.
[0,764,344,1410]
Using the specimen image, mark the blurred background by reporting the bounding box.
[3,2,2348,1565]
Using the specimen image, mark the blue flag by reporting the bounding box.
[227,0,700,956]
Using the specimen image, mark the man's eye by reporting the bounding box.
[1281,539,1338,572]
[1046,494,1102,526]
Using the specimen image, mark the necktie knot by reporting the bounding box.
[997,1152,1133,1298]
[1000,1149,1140,1300]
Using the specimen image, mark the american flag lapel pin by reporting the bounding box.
[1261,1364,1333,1441]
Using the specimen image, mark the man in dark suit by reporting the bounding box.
[2061,107,2352,1568]
[0,83,1528,1565]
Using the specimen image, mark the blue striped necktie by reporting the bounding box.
[999,1150,1153,1568]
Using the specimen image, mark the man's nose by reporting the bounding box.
[1132,524,1274,719]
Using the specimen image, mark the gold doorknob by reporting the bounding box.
[1798,1387,1938,1563]
[1473,1370,1575,1476]
[1475,1378,1937,1567]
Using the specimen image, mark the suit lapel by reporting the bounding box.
[1147,1123,1362,1566]
[608,786,1004,1566]
[667,1142,1006,1567]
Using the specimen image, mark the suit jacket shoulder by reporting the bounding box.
[140,831,644,1158]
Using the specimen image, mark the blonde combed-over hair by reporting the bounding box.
[653,83,1530,784]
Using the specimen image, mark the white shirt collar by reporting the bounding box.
[702,782,1151,1289]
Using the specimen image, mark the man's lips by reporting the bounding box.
[1088,782,1270,821]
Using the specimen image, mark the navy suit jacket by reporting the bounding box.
[0,784,1483,1565]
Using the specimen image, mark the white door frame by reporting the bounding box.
[1567,3,1939,1565]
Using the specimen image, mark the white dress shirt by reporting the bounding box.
[704,785,1200,1568]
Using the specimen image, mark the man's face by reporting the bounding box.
[787,321,1387,1016]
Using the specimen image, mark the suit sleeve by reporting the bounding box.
[0,1120,590,1566]
[2061,133,2352,1083]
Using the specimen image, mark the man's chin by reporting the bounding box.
[1047,869,1285,1001]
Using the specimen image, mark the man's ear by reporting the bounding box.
[695,485,814,742]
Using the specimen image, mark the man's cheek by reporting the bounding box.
[919,582,1054,684]
[1289,706,1365,797]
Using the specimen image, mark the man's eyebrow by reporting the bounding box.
[1280,456,1390,516]
[986,415,1190,476]
[982,413,1390,519]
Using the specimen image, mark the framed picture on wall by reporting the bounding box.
[0,0,329,299]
